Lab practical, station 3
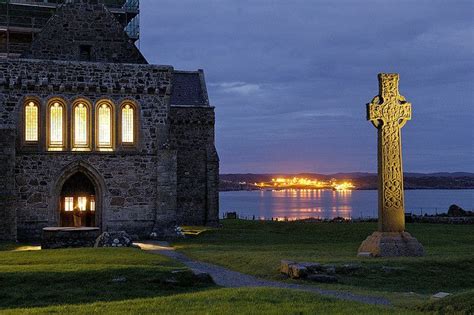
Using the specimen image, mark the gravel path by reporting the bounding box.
[137,241,391,306]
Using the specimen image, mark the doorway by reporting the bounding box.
[59,172,97,227]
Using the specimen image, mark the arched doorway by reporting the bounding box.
[59,172,97,227]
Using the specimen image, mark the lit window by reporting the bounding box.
[78,197,87,211]
[74,103,88,149]
[49,102,63,150]
[90,196,95,212]
[98,103,112,148]
[25,101,38,142]
[122,104,134,143]
[64,197,74,212]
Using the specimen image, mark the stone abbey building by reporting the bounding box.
[0,0,219,241]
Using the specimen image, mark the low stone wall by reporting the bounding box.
[406,215,474,224]
[41,227,100,249]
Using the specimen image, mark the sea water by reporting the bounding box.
[219,189,474,220]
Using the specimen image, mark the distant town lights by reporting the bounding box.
[254,177,355,190]
[332,182,355,191]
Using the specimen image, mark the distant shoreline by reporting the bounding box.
[220,172,474,191]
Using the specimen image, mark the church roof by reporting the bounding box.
[22,0,146,64]
[171,70,210,106]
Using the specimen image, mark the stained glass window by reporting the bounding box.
[122,104,134,143]
[64,197,74,212]
[25,101,38,142]
[74,103,88,148]
[50,102,63,148]
[98,103,112,147]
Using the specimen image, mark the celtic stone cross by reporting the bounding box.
[367,73,411,232]
[358,73,424,257]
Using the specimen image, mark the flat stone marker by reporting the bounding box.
[358,73,424,257]
[431,292,451,299]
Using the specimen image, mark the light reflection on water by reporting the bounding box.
[220,189,474,220]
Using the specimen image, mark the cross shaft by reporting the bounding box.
[367,73,411,232]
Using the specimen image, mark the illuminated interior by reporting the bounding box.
[77,196,87,211]
[122,104,134,143]
[25,101,38,142]
[64,197,74,212]
[60,172,96,227]
[74,103,88,149]
[98,103,112,148]
[49,102,63,150]
[90,196,96,212]
[24,99,138,152]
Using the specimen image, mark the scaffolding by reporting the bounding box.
[0,0,140,58]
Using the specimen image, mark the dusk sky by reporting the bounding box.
[140,0,473,174]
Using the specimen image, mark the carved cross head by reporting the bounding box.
[378,73,400,102]
[367,73,412,129]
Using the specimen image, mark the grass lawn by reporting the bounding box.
[0,246,209,311]
[174,220,474,309]
[0,243,422,315]
[0,220,472,314]
[2,288,419,315]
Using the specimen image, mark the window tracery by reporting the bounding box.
[25,101,39,142]
[121,104,134,144]
[49,102,64,149]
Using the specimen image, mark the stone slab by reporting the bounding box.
[358,231,424,257]
[431,292,451,299]
[41,227,101,249]
[280,260,296,275]
[288,264,308,279]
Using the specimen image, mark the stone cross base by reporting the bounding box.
[357,231,424,257]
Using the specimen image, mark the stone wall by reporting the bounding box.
[169,106,219,225]
[206,145,220,226]
[0,129,17,240]
[0,58,176,240]
[0,57,219,240]
[0,58,171,151]
[23,0,146,64]
[15,154,161,240]
[153,149,178,237]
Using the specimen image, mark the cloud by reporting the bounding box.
[140,0,474,173]
[210,82,262,95]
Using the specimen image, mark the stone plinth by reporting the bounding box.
[358,231,424,257]
[41,227,100,249]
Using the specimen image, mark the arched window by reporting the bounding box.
[47,100,66,151]
[72,101,91,151]
[24,101,39,142]
[121,104,134,144]
[96,102,114,151]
